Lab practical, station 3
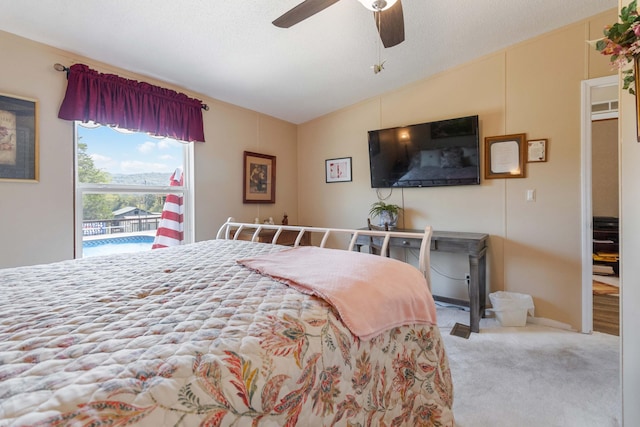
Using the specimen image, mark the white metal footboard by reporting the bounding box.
[216,217,432,287]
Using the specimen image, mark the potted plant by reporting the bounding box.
[369,201,403,228]
[593,0,640,94]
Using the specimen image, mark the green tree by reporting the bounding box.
[78,141,113,220]
[78,141,110,184]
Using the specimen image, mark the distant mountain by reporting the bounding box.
[110,172,174,186]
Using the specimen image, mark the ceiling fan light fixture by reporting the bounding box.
[358,0,398,12]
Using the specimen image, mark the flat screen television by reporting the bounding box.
[368,115,480,188]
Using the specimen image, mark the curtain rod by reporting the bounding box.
[53,63,210,111]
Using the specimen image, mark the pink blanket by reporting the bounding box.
[238,246,437,340]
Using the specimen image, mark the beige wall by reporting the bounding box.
[592,119,619,217]
[194,103,298,240]
[297,10,617,329]
[0,30,297,269]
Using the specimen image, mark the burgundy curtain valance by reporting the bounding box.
[58,64,205,142]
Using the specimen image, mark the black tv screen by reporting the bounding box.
[368,115,480,188]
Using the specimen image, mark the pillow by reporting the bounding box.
[420,149,442,167]
[440,147,464,168]
[409,152,421,169]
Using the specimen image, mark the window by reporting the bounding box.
[75,122,193,257]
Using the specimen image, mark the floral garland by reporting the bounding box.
[595,0,640,94]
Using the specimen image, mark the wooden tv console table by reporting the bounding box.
[355,228,489,333]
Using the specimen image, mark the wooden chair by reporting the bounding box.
[367,218,390,257]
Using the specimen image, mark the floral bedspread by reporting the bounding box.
[0,239,454,426]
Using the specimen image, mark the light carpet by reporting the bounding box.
[437,306,620,427]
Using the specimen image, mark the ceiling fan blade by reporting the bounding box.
[273,0,342,28]
[375,0,404,48]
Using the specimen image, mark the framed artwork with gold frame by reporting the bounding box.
[0,93,39,182]
[484,133,526,179]
[243,151,276,203]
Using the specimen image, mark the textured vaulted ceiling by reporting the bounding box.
[0,0,616,124]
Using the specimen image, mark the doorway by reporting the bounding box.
[580,75,619,334]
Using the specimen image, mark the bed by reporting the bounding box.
[0,219,454,426]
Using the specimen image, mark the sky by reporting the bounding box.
[77,123,185,175]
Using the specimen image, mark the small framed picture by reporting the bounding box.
[325,157,352,183]
[243,151,276,203]
[0,92,39,182]
[527,139,547,162]
[484,134,526,179]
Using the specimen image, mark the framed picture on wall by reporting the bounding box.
[0,93,39,182]
[243,151,276,203]
[527,139,548,162]
[484,134,526,179]
[325,157,352,183]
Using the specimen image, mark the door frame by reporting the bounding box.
[580,74,618,333]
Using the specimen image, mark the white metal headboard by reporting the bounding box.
[216,217,433,287]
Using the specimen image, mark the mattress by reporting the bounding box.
[0,239,453,426]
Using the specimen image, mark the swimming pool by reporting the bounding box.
[83,235,155,257]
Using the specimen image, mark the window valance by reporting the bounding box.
[58,64,205,142]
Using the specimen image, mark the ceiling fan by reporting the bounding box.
[272,0,405,48]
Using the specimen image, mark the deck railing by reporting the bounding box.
[82,216,161,236]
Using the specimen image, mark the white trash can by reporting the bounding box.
[489,291,535,327]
